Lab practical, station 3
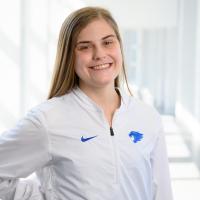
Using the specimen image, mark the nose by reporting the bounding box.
[92,45,106,60]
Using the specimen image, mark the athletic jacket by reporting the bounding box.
[0,87,173,200]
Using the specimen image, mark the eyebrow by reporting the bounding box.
[76,34,116,45]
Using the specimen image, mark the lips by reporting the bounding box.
[89,63,112,70]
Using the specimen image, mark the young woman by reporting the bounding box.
[0,7,173,200]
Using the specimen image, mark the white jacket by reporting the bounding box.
[0,87,173,200]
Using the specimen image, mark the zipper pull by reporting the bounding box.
[110,127,114,136]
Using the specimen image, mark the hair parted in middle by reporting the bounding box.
[48,6,131,99]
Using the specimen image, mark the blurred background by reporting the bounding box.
[0,0,200,199]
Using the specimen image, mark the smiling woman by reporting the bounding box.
[0,6,173,200]
[47,6,130,100]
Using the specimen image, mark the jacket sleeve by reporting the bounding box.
[151,118,174,200]
[0,108,51,199]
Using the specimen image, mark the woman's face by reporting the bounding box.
[74,18,123,90]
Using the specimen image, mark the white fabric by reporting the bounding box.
[0,87,173,200]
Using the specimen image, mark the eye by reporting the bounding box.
[76,44,92,51]
[103,40,114,47]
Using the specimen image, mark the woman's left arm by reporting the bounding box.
[151,119,174,200]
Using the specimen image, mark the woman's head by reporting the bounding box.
[48,6,130,99]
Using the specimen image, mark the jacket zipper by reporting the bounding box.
[109,126,119,183]
[100,108,119,184]
[110,127,114,136]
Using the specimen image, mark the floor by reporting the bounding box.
[163,115,200,200]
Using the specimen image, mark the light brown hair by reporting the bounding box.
[48,6,131,99]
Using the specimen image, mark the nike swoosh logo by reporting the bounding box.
[81,135,98,142]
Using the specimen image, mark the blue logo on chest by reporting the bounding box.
[129,131,143,143]
[81,135,98,142]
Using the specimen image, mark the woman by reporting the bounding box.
[0,7,173,200]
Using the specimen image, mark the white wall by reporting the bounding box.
[175,0,200,162]
[0,0,21,129]
[176,0,200,120]
[84,0,178,29]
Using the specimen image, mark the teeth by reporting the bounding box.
[92,63,110,70]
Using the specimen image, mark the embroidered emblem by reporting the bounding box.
[129,131,143,143]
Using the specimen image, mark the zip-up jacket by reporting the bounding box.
[0,87,173,200]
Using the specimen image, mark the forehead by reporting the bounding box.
[76,19,116,42]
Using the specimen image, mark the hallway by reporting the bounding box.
[163,116,200,200]
[0,1,200,199]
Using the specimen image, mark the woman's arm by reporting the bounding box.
[0,109,51,199]
[151,118,174,200]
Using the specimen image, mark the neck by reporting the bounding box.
[79,84,120,110]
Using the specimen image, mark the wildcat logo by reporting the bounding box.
[129,131,143,143]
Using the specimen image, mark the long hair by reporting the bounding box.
[48,6,131,99]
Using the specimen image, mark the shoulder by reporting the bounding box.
[130,96,160,119]
[124,95,163,133]
[32,91,74,112]
[119,88,161,124]
[24,92,74,124]
[120,87,160,118]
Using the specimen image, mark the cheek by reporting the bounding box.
[74,53,83,72]
[113,48,123,66]
[74,53,81,68]
[74,57,82,77]
[74,63,85,79]
[74,52,91,67]
[74,53,90,76]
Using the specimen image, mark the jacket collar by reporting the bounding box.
[71,86,130,112]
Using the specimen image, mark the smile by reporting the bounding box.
[90,63,112,70]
